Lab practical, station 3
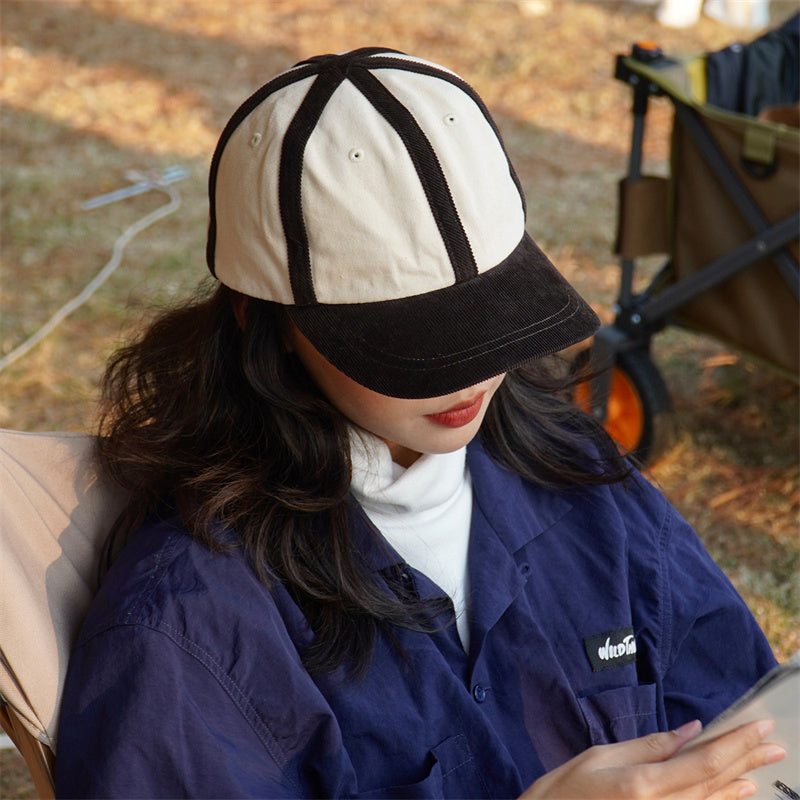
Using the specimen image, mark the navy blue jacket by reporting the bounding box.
[55,441,776,798]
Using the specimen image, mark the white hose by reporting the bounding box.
[0,183,181,374]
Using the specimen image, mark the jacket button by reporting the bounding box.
[472,684,487,703]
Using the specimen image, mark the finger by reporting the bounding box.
[660,719,783,797]
[699,741,786,798]
[705,778,757,800]
[588,719,704,768]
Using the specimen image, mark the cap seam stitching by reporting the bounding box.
[341,294,584,368]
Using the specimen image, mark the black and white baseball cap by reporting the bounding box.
[207,47,599,398]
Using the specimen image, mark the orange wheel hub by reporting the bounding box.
[575,367,646,454]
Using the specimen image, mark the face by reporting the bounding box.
[285,323,505,468]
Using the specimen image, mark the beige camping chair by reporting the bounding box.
[0,429,128,798]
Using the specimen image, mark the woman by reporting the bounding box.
[55,48,783,798]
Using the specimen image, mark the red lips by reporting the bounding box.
[424,394,485,428]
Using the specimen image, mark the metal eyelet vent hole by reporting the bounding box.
[444,113,458,126]
[349,148,364,162]
[249,132,262,147]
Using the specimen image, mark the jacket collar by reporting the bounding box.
[349,437,574,574]
[466,438,574,555]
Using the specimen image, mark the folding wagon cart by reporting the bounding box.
[576,15,799,462]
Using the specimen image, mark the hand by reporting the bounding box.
[520,718,785,800]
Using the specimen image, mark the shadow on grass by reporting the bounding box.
[2,0,297,127]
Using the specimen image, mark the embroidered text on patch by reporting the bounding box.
[584,626,637,672]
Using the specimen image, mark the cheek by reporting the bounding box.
[310,371,418,434]
[485,373,506,398]
[345,394,426,434]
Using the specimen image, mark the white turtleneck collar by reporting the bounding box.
[349,429,473,651]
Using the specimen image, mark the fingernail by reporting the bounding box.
[757,718,776,737]
[673,719,702,739]
[765,745,786,764]
[737,781,756,799]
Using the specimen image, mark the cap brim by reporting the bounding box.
[287,234,599,398]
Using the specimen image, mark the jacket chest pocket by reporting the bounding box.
[577,683,659,744]
[355,734,486,799]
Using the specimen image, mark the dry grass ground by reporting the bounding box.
[1,0,798,793]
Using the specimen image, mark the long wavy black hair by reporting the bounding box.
[97,280,630,677]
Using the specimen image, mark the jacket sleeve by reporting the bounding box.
[656,498,778,728]
[54,622,301,799]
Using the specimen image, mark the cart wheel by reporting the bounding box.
[573,348,671,463]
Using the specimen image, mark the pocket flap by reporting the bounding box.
[578,683,659,744]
